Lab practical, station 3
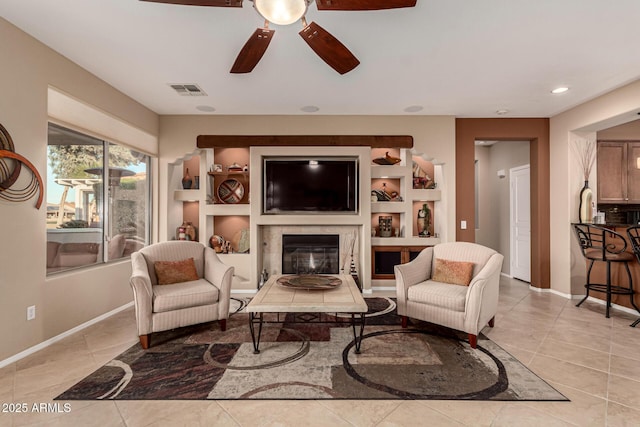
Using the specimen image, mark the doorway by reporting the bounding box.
[510,164,531,282]
[456,118,550,289]
[474,141,530,276]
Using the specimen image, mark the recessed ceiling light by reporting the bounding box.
[496,109,509,115]
[551,87,569,94]
[196,105,216,112]
[301,105,319,113]
[404,105,424,113]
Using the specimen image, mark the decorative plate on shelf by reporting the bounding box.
[217,179,245,204]
[277,275,342,290]
[372,151,401,165]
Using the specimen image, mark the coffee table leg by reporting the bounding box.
[249,312,263,354]
[351,313,366,354]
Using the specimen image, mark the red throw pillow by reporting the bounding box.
[432,258,475,286]
[154,258,199,285]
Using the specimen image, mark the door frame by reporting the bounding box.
[455,118,550,289]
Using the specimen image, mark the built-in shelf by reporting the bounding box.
[174,189,202,201]
[371,201,409,213]
[371,165,411,178]
[167,145,446,293]
[208,171,249,177]
[409,189,441,201]
[204,203,251,216]
[371,237,440,246]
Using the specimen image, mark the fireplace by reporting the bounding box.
[282,234,339,274]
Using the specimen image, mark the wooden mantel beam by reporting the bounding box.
[196,135,413,149]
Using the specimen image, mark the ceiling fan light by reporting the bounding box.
[254,0,307,26]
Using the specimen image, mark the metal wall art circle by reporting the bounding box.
[0,123,43,209]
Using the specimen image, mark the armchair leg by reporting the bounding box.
[401,316,408,328]
[488,317,495,328]
[468,334,477,349]
[219,319,227,331]
[139,335,150,349]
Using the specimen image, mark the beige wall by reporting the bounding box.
[476,141,530,274]
[0,18,158,361]
[157,115,457,246]
[597,118,640,140]
[475,146,495,249]
[550,79,640,297]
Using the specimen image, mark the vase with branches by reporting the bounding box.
[572,139,596,223]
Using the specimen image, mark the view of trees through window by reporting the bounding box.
[46,123,151,274]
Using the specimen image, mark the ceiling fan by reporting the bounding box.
[140,0,417,74]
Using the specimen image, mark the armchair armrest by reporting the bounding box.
[129,251,154,335]
[204,247,234,319]
[464,253,504,333]
[394,247,434,305]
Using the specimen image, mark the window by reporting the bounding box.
[46,123,151,274]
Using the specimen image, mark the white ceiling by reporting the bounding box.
[2,0,640,117]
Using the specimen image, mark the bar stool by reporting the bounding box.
[625,226,640,327]
[573,224,636,319]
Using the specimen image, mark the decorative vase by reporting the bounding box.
[417,203,431,237]
[378,215,392,237]
[176,221,196,241]
[578,180,593,223]
[176,223,186,240]
[194,175,200,189]
[185,221,196,241]
[182,168,192,189]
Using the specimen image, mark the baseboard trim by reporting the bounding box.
[0,302,134,369]
[581,296,640,317]
[528,285,573,299]
[528,286,640,317]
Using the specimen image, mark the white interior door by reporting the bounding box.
[510,165,531,282]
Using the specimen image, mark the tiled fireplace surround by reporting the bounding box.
[261,225,361,279]
[245,146,371,290]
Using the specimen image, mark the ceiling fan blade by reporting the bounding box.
[139,0,242,7]
[316,0,416,11]
[299,22,359,75]
[230,28,275,74]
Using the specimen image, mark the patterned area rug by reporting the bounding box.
[56,298,567,401]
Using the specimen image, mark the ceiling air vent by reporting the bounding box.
[169,84,207,97]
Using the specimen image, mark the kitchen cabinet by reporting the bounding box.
[597,141,640,204]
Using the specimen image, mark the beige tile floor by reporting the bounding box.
[1,277,640,426]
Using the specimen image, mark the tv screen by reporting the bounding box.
[263,157,358,214]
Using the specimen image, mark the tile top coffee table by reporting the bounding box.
[245,274,368,354]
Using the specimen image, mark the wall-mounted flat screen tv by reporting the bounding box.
[263,157,359,214]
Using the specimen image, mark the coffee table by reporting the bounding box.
[246,274,368,354]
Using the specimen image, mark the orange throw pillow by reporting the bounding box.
[154,258,199,285]
[432,258,475,286]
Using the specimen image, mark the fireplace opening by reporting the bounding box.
[282,234,339,275]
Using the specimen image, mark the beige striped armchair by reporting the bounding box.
[394,242,504,348]
[130,241,234,349]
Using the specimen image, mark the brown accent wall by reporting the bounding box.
[456,118,550,289]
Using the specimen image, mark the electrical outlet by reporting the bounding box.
[27,305,36,321]
[461,220,467,230]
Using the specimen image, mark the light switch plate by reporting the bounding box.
[461,220,467,230]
